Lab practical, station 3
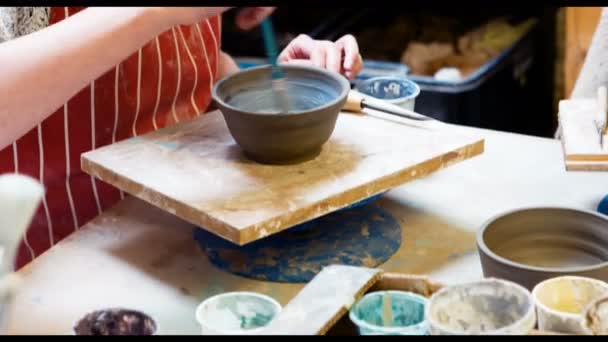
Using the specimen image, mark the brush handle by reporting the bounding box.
[344,91,365,113]
[260,18,284,79]
[344,90,432,121]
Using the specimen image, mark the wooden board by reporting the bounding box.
[564,7,602,97]
[81,110,484,245]
[558,98,608,171]
[258,265,382,335]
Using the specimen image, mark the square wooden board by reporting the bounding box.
[81,110,484,245]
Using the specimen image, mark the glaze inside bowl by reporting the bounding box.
[225,79,341,114]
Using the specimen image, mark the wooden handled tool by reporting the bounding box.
[344,90,433,121]
[600,86,608,147]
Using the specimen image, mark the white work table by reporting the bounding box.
[6,125,608,335]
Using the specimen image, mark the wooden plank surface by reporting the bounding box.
[10,124,608,335]
[257,265,381,335]
[558,98,608,171]
[565,7,602,97]
[82,110,484,245]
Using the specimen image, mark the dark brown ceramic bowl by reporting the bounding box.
[477,207,608,291]
[212,65,350,164]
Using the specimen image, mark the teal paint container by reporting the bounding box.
[348,290,427,335]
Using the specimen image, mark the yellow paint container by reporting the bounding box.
[532,276,608,334]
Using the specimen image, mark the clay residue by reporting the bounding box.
[585,297,608,335]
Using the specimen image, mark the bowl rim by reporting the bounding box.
[194,291,282,334]
[531,275,608,320]
[211,64,351,116]
[425,278,536,335]
[477,206,608,274]
[355,76,421,103]
[347,290,428,333]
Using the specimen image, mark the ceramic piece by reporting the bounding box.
[212,65,350,164]
[477,207,608,290]
[355,76,420,111]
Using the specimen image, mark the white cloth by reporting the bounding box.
[0,7,50,43]
[556,7,608,138]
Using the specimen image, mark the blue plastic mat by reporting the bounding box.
[193,199,401,283]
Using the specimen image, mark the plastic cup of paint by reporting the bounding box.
[426,278,536,335]
[195,291,282,335]
[532,276,608,334]
[355,76,420,111]
[348,290,428,335]
[582,295,608,335]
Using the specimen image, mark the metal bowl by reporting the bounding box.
[477,207,608,290]
[212,65,350,164]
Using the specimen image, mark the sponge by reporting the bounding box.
[599,194,608,215]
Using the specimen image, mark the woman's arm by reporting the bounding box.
[0,7,225,150]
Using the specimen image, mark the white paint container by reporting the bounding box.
[532,276,608,334]
[426,278,536,335]
[583,295,608,335]
[355,76,420,111]
[195,291,282,335]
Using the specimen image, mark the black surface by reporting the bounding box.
[221,7,559,137]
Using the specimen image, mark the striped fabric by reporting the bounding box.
[0,7,221,269]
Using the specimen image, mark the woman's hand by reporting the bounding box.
[278,34,363,80]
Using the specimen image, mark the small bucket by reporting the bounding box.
[426,278,536,335]
[532,276,608,334]
[195,291,282,335]
[348,290,427,335]
[355,76,420,111]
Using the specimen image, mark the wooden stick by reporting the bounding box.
[598,86,608,146]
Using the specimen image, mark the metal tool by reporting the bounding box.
[344,90,433,121]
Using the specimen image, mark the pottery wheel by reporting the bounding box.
[193,197,401,283]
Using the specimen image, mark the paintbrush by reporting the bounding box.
[382,292,393,327]
[259,17,291,114]
[598,86,608,147]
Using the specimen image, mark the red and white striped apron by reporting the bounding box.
[0,7,221,269]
